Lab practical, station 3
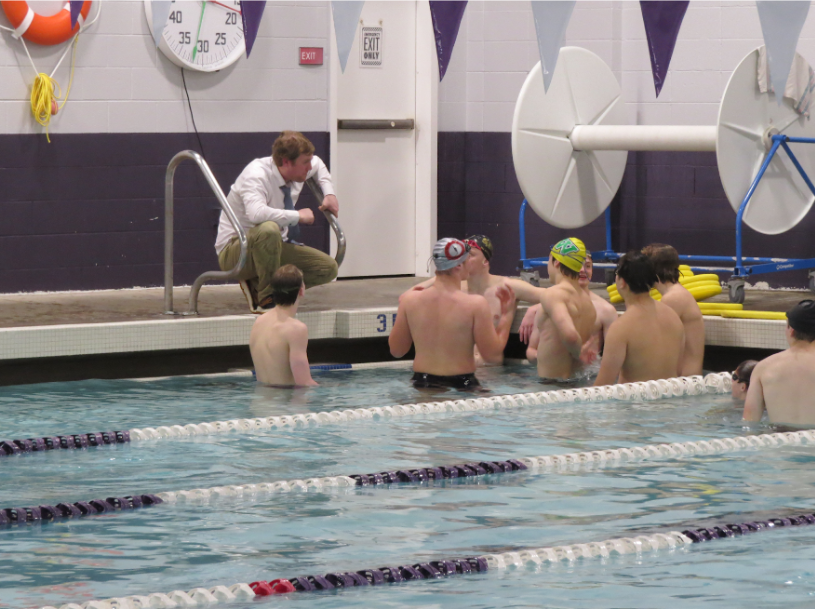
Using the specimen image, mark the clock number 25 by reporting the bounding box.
[376,314,398,333]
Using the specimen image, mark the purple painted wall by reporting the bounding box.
[0,133,330,293]
[2,130,813,293]
[439,132,815,288]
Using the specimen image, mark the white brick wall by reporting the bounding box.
[440,0,815,132]
[0,0,330,134]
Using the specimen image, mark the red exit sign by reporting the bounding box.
[300,47,323,65]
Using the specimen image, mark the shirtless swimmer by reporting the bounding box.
[389,238,515,389]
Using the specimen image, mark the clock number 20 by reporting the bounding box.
[225,12,238,25]
[376,314,398,333]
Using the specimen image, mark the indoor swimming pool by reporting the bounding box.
[2,365,815,608]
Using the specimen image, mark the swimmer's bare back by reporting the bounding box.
[596,299,684,385]
[744,347,815,426]
[659,283,705,376]
[536,282,596,380]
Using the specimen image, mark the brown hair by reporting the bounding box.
[271,264,304,306]
[735,359,758,386]
[616,251,656,294]
[554,260,580,279]
[642,243,680,283]
[791,328,815,343]
[272,131,315,167]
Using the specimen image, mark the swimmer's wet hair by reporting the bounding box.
[735,360,758,386]
[271,264,304,306]
[615,251,657,294]
[642,243,680,283]
[553,259,580,279]
[272,131,315,167]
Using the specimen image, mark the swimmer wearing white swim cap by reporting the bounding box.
[389,238,515,390]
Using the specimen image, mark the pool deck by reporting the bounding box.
[0,277,810,384]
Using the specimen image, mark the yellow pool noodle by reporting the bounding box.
[687,284,723,301]
[720,310,788,320]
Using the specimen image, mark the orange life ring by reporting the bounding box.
[1,0,91,46]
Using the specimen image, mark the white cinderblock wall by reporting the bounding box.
[0,0,330,134]
[440,0,815,132]
[4,1,815,136]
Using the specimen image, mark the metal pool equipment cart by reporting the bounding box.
[162,150,346,315]
[512,47,815,303]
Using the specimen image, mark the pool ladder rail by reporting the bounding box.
[162,150,346,316]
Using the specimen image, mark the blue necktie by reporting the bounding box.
[280,185,301,243]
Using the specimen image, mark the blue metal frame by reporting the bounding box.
[519,134,815,282]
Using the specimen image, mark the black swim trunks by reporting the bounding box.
[539,377,579,387]
[411,372,480,389]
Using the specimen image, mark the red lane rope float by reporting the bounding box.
[1,0,91,46]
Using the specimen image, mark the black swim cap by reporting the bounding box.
[787,299,815,334]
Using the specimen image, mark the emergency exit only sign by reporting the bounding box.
[360,26,382,67]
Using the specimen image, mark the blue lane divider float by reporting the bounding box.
[0,430,129,457]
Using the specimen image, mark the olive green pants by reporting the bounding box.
[218,221,338,302]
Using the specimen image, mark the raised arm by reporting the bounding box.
[504,278,545,304]
[389,299,414,358]
[541,290,582,359]
[742,364,766,422]
[593,321,627,387]
[288,323,317,387]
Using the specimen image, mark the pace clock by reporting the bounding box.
[144,0,245,72]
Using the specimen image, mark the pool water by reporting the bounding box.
[2,365,814,608]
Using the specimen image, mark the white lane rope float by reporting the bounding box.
[0,373,741,459]
[8,427,815,525]
[44,510,815,608]
[127,373,733,442]
[2,373,731,457]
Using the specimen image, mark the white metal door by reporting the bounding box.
[331,1,417,277]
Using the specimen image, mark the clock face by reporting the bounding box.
[145,0,246,72]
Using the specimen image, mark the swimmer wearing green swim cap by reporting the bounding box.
[530,238,597,383]
[743,300,815,427]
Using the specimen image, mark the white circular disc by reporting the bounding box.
[511,47,628,229]
[717,48,815,235]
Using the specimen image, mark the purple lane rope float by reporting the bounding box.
[8,429,815,527]
[41,512,815,609]
[0,431,129,457]
[2,373,734,460]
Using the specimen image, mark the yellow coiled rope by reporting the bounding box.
[29,35,79,143]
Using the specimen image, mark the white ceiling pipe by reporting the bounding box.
[570,125,717,152]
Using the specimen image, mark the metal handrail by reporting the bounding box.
[164,152,347,315]
[164,150,247,316]
[306,177,347,268]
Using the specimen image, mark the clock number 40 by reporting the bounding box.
[169,11,182,24]
[376,313,398,333]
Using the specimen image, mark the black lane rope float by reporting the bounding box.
[0,430,130,456]
[42,511,815,608]
[10,428,815,527]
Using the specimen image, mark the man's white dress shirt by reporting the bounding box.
[214,155,335,254]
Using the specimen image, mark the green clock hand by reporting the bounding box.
[191,0,207,63]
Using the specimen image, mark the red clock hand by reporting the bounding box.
[210,1,241,13]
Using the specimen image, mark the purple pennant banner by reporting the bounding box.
[70,0,84,28]
[429,1,468,81]
[240,0,267,58]
[640,0,689,97]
